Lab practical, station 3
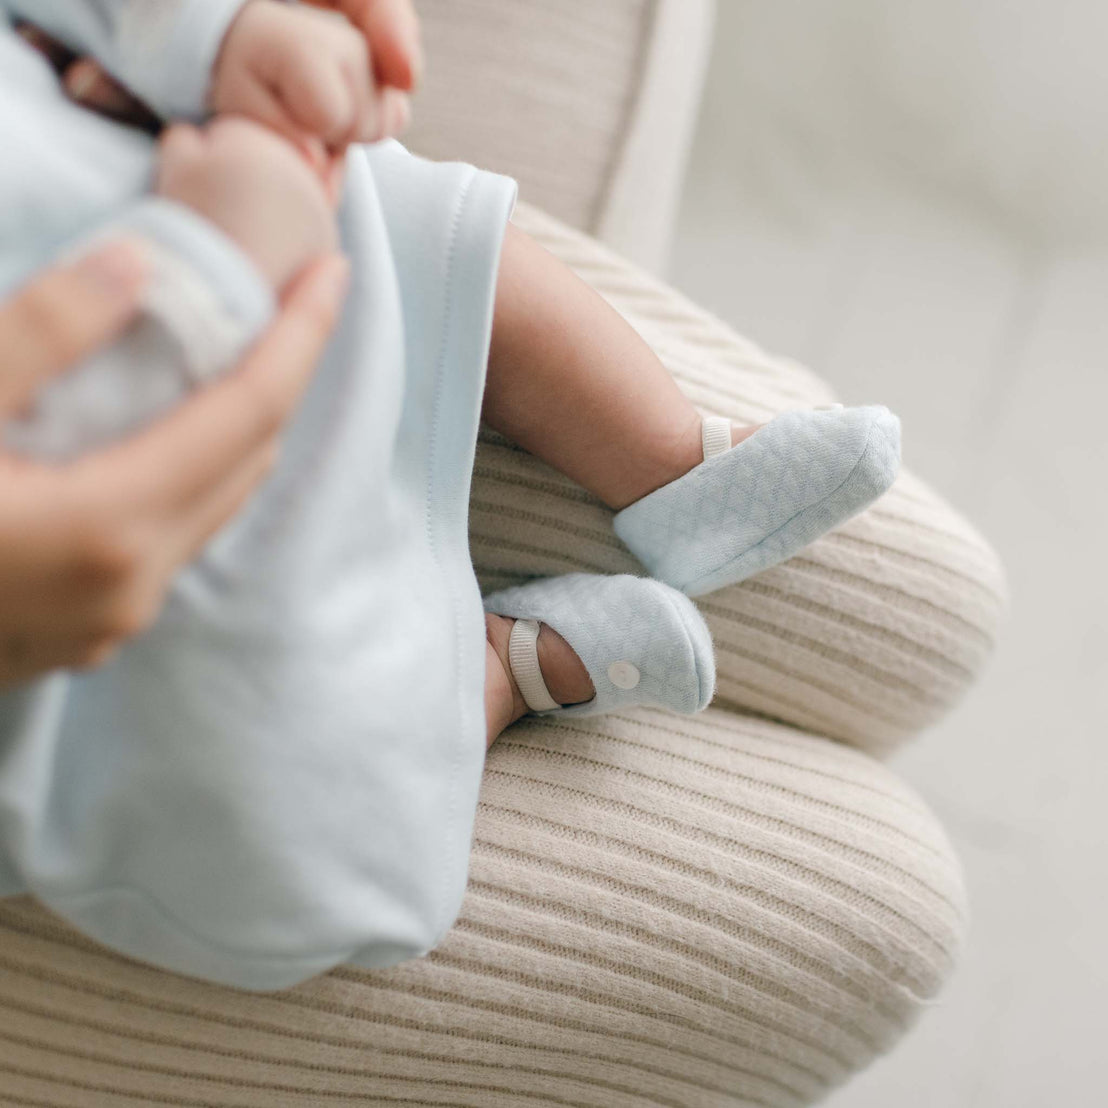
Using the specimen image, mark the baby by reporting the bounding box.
[0,0,900,990]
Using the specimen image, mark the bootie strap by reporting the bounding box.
[507,618,560,712]
[701,416,732,461]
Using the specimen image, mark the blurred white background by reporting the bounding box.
[671,2,1107,1105]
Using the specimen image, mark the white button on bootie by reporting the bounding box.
[484,573,715,718]
[613,405,901,597]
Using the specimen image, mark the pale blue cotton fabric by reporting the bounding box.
[0,15,517,990]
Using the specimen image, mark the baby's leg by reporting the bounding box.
[479,227,897,744]
[479,226,753,748]
[484,225,756,511]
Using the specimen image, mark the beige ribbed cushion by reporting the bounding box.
[0,707,965,1107]
[473,204,1008,757]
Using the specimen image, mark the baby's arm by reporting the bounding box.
[0,0,249,119]
[5,0,417,148]
[3,116,338,461]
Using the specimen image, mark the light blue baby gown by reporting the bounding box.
[0,2,516,989]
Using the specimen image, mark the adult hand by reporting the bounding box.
[0,241,349,687]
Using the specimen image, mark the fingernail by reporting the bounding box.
[74,240,148,295]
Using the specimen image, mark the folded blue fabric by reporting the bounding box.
[0,67,520,989]
[484,574,716,718]
[613,406,901,596]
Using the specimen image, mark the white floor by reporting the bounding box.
[670,4,1107,1105]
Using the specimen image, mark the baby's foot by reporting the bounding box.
[485,614,594,745]
[483,573,716,747]
[613,405,901,597]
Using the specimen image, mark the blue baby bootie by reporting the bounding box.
[612,405,901,597]
[484,573,715,718]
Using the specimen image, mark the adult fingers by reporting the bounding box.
[0,622,134,686]
[83,253,349,516]
[0,242,148,415]
[174,435,280,563]
[64,58,162,132]
[0,621,116,685]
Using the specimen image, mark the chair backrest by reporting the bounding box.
[408,0,714,272]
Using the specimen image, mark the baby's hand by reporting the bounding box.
[301,0,423,92]
[156,118,339,292]
[212,0,404,153]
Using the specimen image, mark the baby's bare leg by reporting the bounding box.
[484,225,755,511]
[480,226,760,748]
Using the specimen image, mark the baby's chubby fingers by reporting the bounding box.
[292,40,378,150]
[304,0,424,92]
[213,1,383,153]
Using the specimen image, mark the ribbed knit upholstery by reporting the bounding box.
[0,204,982,1108]
[0,0,1001,1096]
[0,707,964,1108]
[472,205,1007,758]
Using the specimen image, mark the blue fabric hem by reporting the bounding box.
[421,167,517,953]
